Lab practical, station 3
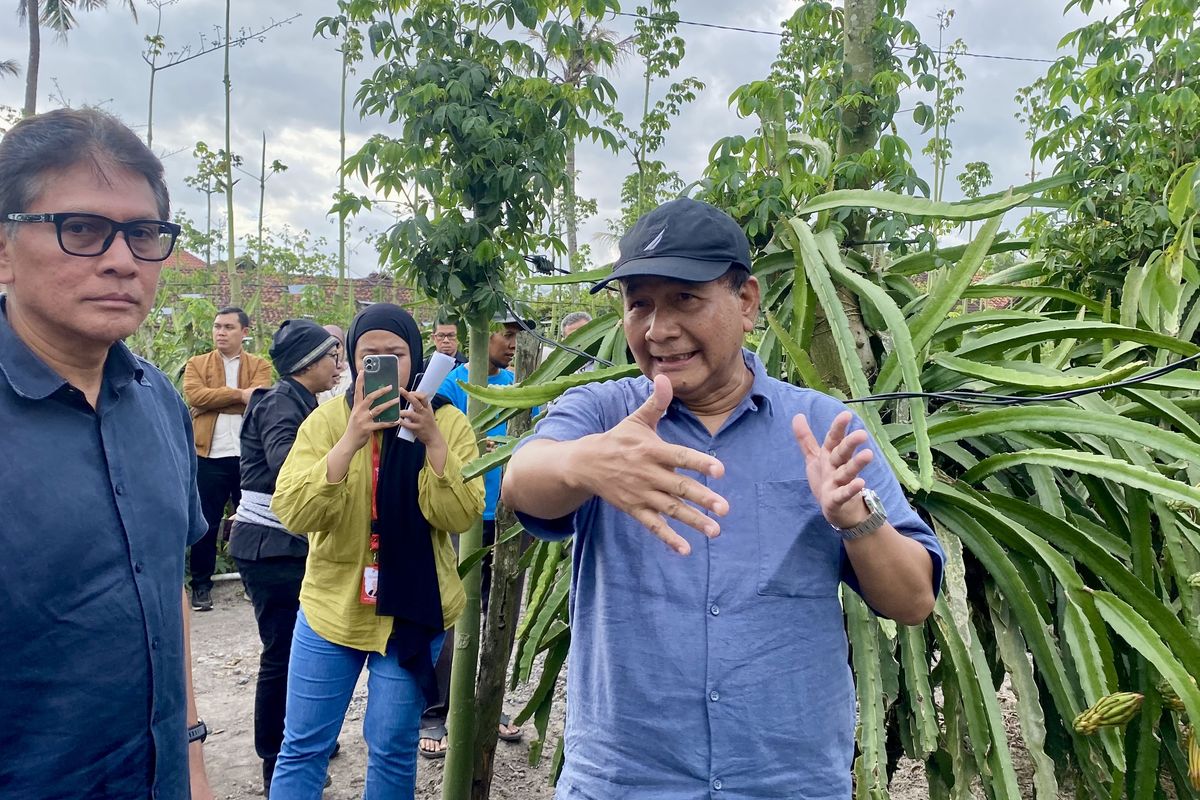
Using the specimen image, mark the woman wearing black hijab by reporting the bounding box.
[269,304,484,799]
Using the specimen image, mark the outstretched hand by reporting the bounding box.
[792,410,874,530]
[579,375,727,555]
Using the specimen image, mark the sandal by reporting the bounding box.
[498,713,523,743]
[418,724,449,759]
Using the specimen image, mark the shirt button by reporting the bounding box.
[712,778,723,791]
[707,449,717,457]
[115,483,125,496]
[709,690,720,702]
[151,637,160,650]
[710,604,720,616]
[134,561,144,573]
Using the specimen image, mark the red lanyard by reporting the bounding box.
[369,434,381,555]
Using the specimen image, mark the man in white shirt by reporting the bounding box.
[182,307,272,610]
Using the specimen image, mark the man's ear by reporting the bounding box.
[740,275,761,332]
[0,229,15,286]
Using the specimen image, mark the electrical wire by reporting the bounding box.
[842,353,1200,407]
[490,272,616,368]
[613,10,1073,65]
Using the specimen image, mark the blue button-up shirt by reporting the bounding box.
[516,351,944,800]
[0,296,206,800]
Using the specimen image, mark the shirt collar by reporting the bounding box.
[0,294,143,400]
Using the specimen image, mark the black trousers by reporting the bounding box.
[235,555,306,780]
[192,456,241,591]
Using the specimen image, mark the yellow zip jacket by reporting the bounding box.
[272,398,484,654]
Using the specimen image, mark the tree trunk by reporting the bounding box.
[442,318,491,800]
[338,43,350,314]
[222,0,240,305]
[564,143,579,272]
[807,0,879,389]
[470,330,540,800]
[23,0,39,117]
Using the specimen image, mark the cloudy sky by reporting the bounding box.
[0,1,1093,277]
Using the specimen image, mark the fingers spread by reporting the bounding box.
[822,411,853,451]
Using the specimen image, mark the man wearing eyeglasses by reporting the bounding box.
[182,306,273,612]
[0,108,213,798]
[430,318,467,365]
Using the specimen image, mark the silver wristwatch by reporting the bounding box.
[834,488,888,540]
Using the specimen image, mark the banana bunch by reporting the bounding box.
[1185,726,1200,790]
[1072,692,1144,734]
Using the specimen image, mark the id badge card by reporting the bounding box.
[360,564,379,605]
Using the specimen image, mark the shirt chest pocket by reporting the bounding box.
[755,479,843,597]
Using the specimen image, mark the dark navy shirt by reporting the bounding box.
[516,351,944,800]
[0,296,206,800]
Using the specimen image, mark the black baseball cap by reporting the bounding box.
[590,198,752,294]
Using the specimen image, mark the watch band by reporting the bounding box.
[187,719,208,744]
[836,488,888,540]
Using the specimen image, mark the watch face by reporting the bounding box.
[863,488,884,514]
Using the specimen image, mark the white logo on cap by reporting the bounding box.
[644,226,667,251]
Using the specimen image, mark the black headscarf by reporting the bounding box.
[345,303,451,704]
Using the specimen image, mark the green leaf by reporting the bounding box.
[876,206,1006,395]
[528,266,611,285]
[765,311,828,392]
[457,522,524,578]
[929,354,1147,391]
[796,188,1029,221]
[887,239,1032,277]
[846,594,889,798]
[461,363,640,408]
[962,448,1200,510]
[952,320,1200,360]
[815,230,932,489]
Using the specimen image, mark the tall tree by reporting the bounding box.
[329,2,619,796]
[17,0,137,116]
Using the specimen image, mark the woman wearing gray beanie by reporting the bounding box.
[229,319,342,797]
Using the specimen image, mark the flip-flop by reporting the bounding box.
[498,713,523,743]
[418,724,449,759]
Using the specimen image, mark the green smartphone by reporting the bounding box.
[362,354,401,423]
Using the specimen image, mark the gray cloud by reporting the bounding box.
[1,0,1093,277]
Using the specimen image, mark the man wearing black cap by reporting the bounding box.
[502,198,944,799]
[228,319,341,795]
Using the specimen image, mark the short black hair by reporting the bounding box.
[0,108,170,228]
[217,306,250,329]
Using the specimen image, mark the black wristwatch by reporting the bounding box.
[187,719,209,745]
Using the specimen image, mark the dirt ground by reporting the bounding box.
[192,580,1049,800]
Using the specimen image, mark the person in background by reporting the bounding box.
[268,303,484,799]
[0,106,212,800]
[419,312,530,758]
[229,319,341,797]
[560,310,591,339]
[316,323,351,404]
[430,317,468,366]
[183,306,273,611]
[502,197,944,800]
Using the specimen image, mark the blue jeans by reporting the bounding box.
[270,608,445,800]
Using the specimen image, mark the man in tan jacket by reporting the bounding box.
[183,306,272,611]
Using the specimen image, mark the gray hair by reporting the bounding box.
[560,311,592,335]
[0,108,170,235]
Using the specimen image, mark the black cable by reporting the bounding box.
[843,353,1200,406]
[612,10,1071,65]
[489,272,616,368]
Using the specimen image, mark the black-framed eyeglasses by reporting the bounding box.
[5,212,181,262]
